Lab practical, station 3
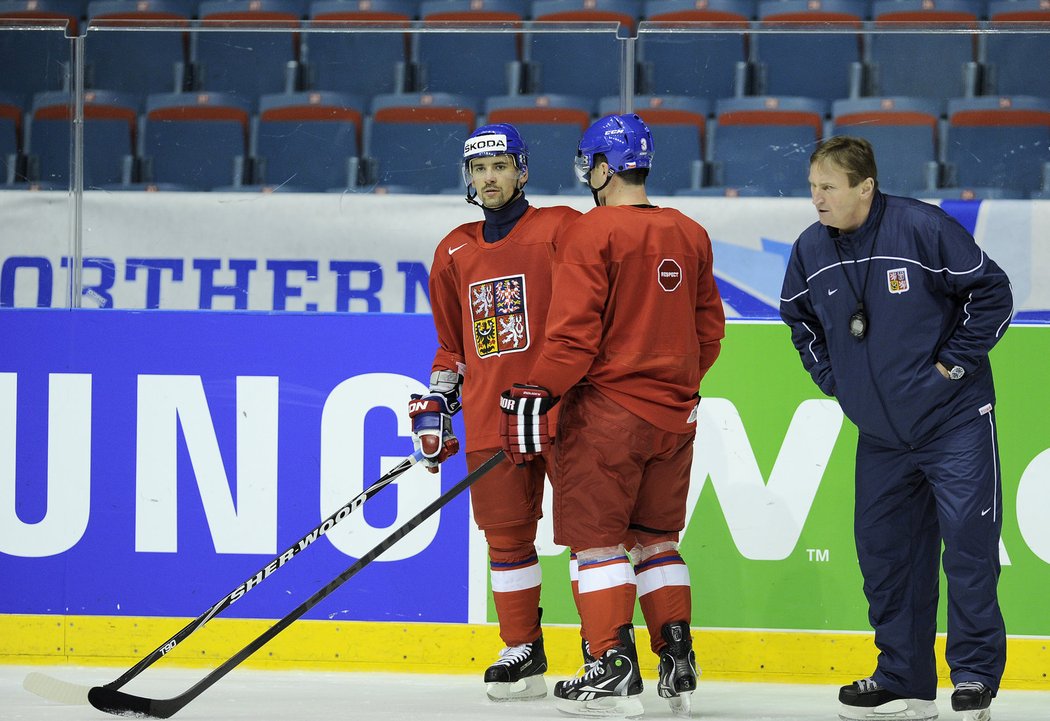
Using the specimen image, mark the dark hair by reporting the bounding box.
[810,136,878,190]
[594,152,648,185]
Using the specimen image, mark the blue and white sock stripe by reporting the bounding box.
[634,554,690,597]
[491,559,542,593]
[578,555,636,594]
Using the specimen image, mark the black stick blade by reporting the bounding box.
[88,685,172,719]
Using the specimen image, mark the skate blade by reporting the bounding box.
[554,694,644,718]
[961,710,991,721]
[838,698,938,721]
[486,675,547,702]
[669,691,692,718]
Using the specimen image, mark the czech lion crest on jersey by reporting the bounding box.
[887,267,910,294]
[470,274,530,357]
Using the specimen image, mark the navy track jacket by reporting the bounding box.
[780,192,1013,448]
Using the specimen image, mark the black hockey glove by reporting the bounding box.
[498,384,557,466]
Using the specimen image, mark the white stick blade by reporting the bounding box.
[22,672,92,705]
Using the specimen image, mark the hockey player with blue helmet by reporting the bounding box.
[410,122,581,703]
[499,113,725,717]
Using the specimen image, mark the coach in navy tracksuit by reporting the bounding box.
[779,137,1012,721]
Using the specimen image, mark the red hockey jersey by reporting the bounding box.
[429,204,582,451]
[528,204,725,434]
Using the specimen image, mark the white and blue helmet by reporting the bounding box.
[574,113,654,184]
[462,123,529,188]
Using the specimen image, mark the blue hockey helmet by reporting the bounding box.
[574,113,654,184]
[462,123,529,187]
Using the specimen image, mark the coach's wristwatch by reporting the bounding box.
[941,362,965,380]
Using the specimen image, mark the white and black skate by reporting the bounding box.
[554,625,644,718]
[657,621,699,718]
[838,677,938,720]
[952,681,992,721]
[483,636,548,702]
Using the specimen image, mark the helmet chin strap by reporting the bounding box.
[589,170,613,207]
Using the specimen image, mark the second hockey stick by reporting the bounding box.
[24,447,429,706]
[87,450,506,719]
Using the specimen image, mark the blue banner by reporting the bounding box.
[0,309,473,622]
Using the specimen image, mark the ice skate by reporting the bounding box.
[657,621,699,718]
[554,625,644,718]
[838,677,938,720]
[484,636,548,702]
[951,681,992,721]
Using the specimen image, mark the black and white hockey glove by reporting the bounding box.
[499,384,557,466]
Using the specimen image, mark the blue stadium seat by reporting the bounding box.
[484,93,594,194]
[917,186,1027,200]
[753,0,866,102]
[26,89,138,187]
[868,0,981,103]
[599,94,708,194]
[141,91,250,189]
[366,92,477,192]
[709,96,825,196]
[525,0,639,100]
[85,0,190,95]
[252,91,364,189]
[415,0,525,97]
[982,1,1050,99]
[193,0,302,99]
[944,96,1050,195]
[0,0,77,95]
[304,0,415,98]
[831,96,941,195]
[637,0,752,101]
[0,92,23,183]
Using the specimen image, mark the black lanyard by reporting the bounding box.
[832,202,885,340]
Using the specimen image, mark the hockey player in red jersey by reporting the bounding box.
[498,114,726,717]
[408,123,581,702]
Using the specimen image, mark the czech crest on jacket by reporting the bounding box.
[470,274,530,357]
[887,267,910,294]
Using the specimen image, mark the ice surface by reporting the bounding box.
[3,665,1048,720]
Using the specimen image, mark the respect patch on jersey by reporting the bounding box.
[469,274,530,357]
[887,267,910,294]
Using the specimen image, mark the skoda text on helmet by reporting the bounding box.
[574,113,654,204]
[463,123,529,208]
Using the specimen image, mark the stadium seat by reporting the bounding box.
[484,93,594,194]
[415,0,525,97]
[303,0,415,98]
[0,91,23,183]
[525,0,639,100]
[193,0,302,99]
[753,0,866,102]
[982,0,1050,98]
[599,94,707,194]
[831,96,941,195]
[252,91,364,189]
[0,0,77,95]
[868,0,981,103]
[85,0,190,95]
[944,96,1050,195]
[365,92,478,192]
[140,92,250,189]
[708,96,825,195]
[637,0,752,101]
[26,89,138,187]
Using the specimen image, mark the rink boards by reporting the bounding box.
[1,310,1048,687]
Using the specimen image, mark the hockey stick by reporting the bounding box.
[88,450,505,719]
[23,447,432,706]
